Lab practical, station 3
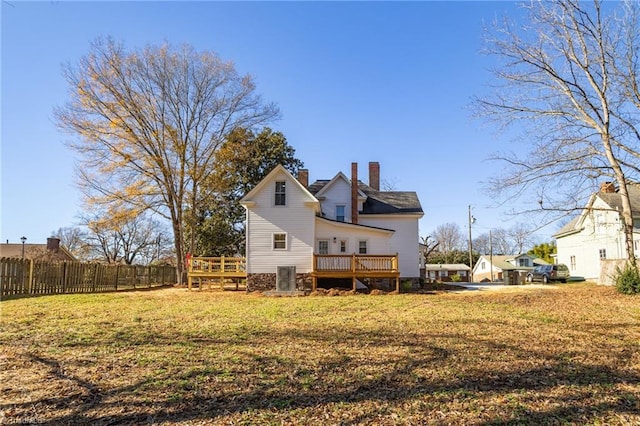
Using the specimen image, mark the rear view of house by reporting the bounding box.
[240,162,423,292]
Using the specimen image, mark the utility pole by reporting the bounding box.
[490,229,494,282]
[468,205,475,282]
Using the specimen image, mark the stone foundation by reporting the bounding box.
[247,273,313,293]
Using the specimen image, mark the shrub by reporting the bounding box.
[615,263,640,294]
[450,273,462,282]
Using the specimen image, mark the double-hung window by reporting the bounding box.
[273,233,287,250]
[336,205,346,222]
[318,240,329,255]
[358,240,367,254]
[275,181,286,206]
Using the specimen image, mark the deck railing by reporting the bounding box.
[187,256,247,290]
[313,254,398,274]
[189,256,246,274]
[312,254,400,291]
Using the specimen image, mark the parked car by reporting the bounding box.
[526,264,570,283]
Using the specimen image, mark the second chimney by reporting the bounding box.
[600,181,616,193]
[369,161,380,191]
[297,169,309,188]
[351,162,358,224]
[47,237,61,253]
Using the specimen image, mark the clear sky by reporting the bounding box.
[2,1,549,247]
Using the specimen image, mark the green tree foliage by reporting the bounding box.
[190,127,303,256]
[527,242,557,264]
[428,249,479,267]
[55,38,278,282]
[615,262,640,294]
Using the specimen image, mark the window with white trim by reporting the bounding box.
[273,233,287,250]
[275,181,286,206]
[358,240,367,254]
[440,270,448,277]
[340,240,347,253]
[318,240,329,255]
[570,255,576,270]
[599,248,606,260]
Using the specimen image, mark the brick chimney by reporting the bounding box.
[369,161,380,191]
[600,181,616,193]
[351,162,358,224]
[297,169,309,188]
[47,237,61,253]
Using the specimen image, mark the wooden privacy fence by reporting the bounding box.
[0,258,176,297]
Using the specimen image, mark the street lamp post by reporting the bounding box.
[20,236,27,261]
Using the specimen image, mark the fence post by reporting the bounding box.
[148,266,152,288]
[62,262,67,294]
[133,266,137,289]
[115,265,119,291]
[92,264,98,292]
[27,259,34,295]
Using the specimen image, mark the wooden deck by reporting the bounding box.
[187,254,401,292]
[187,256,247,291]
[312,254,400,292]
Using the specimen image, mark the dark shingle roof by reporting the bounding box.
[597,184,640,214]
[307,180,423,214]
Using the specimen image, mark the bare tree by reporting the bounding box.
[55,38,279,281]
[52,226,91,260]
[81,209,171,265]
[477,0,640,262]
[432,222,465,254]
[420,235,440,264]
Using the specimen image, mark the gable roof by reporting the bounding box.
[313,172,366,200]
[597,184,640,214]
[476,254,547,271]
[308,179,423,215]
[0,243,77,261]
[240,165,320,213]
[553,184,640,239]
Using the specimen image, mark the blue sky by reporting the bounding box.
[2,1,547,247]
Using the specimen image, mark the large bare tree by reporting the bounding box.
[478,0,640,263]
[55,38,279,282]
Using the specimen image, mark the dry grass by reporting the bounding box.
[1,283,639,425]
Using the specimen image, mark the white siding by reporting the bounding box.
[359,215,421,278]
[318,178,354,222]
[556,197,626,280]
[315,219,391,255]
[245,170,316,273]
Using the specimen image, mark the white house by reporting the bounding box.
[240,162,424,292]
[553,182,640,281]
[472,254,547,283]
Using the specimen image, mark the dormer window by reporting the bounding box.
[275,181,286,206]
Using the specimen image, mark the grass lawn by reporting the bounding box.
[1,283,639,425]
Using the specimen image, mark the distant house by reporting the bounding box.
[473,254,547,284]
[424,264,471,282]
[240,162,424,292]
[554,182,640,281]
[0,238,76,262]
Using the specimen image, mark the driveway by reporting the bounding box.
[444,282,554,292]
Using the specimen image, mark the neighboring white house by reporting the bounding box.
[553,182,640,281]
[472,254,547,283]
[240,162,424,291]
